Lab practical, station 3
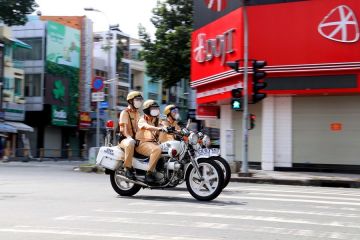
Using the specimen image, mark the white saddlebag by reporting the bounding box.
[96,146,124,170]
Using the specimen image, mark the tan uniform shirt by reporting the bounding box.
[136,116,159,142]
[119,107,140,138]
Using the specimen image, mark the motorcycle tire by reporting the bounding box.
[185,158,224,201]
[110,170,141,196]
[211,156,231,189]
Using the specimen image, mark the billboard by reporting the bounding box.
[46,21,80,69]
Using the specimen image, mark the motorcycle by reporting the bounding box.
[96,121,224,201]
[195,131,231,189]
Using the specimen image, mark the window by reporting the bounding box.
[25,74,41,97]
[15,78,22,96]
[13,38,43,60]
[117,87,128,106]
[117,62,130,83]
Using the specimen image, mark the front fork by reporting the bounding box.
[104,129,113,147]
[187,150,204,181]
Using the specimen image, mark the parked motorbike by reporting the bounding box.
[96,121,224,201]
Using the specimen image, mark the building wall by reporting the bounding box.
[293,96,360,165]
[12,16,46,111]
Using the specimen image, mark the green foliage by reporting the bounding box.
[0,0,37,26]
[138,0,193,88]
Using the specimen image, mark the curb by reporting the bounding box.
[230,177,360,188]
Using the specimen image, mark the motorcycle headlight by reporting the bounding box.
[202,135,211,148]
[188,132,198,145]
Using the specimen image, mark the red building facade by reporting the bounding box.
[191,0,360,171]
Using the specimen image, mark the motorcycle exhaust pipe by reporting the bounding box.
[117,175,149,188]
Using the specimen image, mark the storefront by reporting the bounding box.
[191,0,360,172]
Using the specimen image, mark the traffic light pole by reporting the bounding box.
[241,2,250,175]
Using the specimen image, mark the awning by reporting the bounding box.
[5,121,34,132]
[0,123,17,133]
[6,37,32,49]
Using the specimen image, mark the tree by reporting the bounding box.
[139,0,193,88]
[0,0,38,26]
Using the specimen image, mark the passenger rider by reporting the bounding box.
[118,91,143,180]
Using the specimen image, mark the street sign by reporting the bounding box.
[100,101,109,109]
[92,76,104,92]
[92,92,105,102]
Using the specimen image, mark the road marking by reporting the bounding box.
[0,226,219,240]
[95,209,360,229]
[244,192,360,202]
[53,216,360,240]
[226,187,360,197]
[176,194,360,206]
[127,202,360,218]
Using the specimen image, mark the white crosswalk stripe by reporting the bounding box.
[7,183,359,240]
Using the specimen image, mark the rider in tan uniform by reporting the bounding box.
[159,104,181,143]
[118,91,143,180]
[135,100,165,183]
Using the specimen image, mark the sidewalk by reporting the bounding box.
[230,170,360,188]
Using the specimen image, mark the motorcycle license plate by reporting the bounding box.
[195,148,220,158]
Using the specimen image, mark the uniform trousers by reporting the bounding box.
[135,141,162,172]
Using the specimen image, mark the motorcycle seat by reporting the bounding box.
[133,151,149,160]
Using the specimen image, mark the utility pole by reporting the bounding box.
[241,1,250,175]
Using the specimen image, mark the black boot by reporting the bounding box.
[145,171,156,183]
[124,168,136,180]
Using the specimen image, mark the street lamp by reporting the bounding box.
[84,7,118,145]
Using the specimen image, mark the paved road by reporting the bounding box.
[1,161,360,240]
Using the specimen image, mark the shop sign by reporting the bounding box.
[318,5,359,43]
[51,105,68,126]
[79,112,91,129]
[3,102,25,121]
[46,21,80,69]
[194,28,235,65]
[205,0,227,12]
[330,122,342,131]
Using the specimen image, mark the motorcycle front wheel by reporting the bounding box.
[211,156,231,189]
[185,158,224,201]
[110,170,141,196]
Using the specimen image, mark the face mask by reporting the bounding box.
[174,113,180,120]
[150,109,160,117]
[133,100,142,109]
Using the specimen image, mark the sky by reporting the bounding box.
[34,0,158,38]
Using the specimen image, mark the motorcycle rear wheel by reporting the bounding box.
[185,158,224,201]
[110,170,141,196]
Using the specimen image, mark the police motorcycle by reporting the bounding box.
[96,120,224,201]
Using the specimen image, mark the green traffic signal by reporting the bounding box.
[231,99,243,111]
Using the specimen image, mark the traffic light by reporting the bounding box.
[252,60,267,104]
[248,114,256,130]
[231,88,243,111]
